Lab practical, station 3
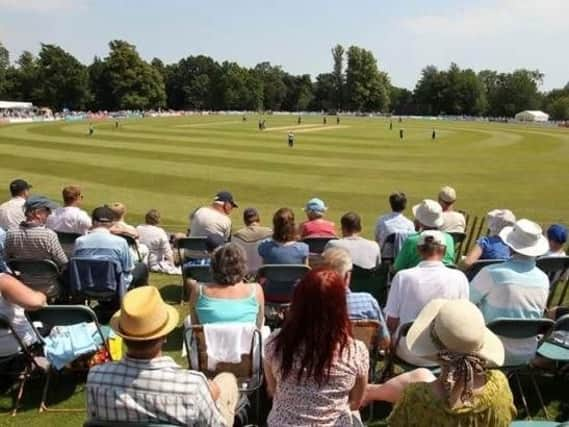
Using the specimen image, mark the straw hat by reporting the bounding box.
[412,199,444,228]
[110,287,179,341]
[406,299,505,367]
[499,218,549,257]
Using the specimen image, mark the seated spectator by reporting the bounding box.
[136,209,179,275]
[386,231,469,366]
[379,299,516,426]
[299,198,336,238]
[87,286,238,426]
[46,185,92,235]
[5,195,68,270]
[374,191,415,257]
[232,207,272,275]
[189,243,264,328]
[322,247,390,349]
[394,199,455,271]
[0,179,32,231]
[110,202,149,262]
[74,206,148,291]
[258,208,309,265]
[438,185,466,232]
[264,269,368,426]
[462,209,515,269]
[0,226,6,272]
[0,273,46,356]
[470,219,549,364]
[325,211,380,269]
[189,191,237,250]
[544,224,567,257]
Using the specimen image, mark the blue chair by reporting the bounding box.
[68,257,125,301]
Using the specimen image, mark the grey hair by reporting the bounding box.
[322,247,353,276]
[211,242,248,285]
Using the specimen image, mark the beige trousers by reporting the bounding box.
[213,372,239,426]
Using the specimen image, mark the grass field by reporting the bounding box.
[1,115,569,426]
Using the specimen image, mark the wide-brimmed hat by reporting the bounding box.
[487,209,516,235]
[406,299,505,367]
[110,287,179,341]
[412,199,444,228]
[499,218,549,257]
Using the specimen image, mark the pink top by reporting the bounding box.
[300,219,336,238]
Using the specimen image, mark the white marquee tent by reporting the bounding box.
[514,110,549,122]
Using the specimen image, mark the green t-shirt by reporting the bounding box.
[393,232,455,271]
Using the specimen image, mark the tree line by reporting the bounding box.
[0,40,568,120]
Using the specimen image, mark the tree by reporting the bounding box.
[5,51,39,103]
[0,42,9,98]
[254,62,287,111]
[345,46,390,112]
[282,74,313,111]
[312,73,336,111]
[166,55,220,110]
[390,86,416,115]
[331,44,345,109]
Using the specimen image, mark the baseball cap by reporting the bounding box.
[438,186,457,203]
[213,191,238,208]
[304,198,328,213]
[92,206,115,223]
[24,195,58,212]
[547,224,568,244]
[10,179,31,195]
[417,230,446,246]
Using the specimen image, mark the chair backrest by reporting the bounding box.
[57,232,82,258]
[182,264,213,283]
[232,236,264,275]
[7,258,61,298]
[537,256,569,282]
[69,257,124,299]
[465,259,506,281]
[449,232,467,245]
[0,313,31,357]
[302,237,337,254]
[349,265,386,306]
[487,317,554,340]
[175,237,209,262]
[257,264,311,303]
[554,314,569,332]
[118,234,142,262]
[351,320,380,351]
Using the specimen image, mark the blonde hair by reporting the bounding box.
[110,202,127,221]
[322,247,352,276]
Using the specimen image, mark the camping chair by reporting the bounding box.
[487,317,555,419]
[350,265,388,307]
[8,258,62,299]
[84,421,181,427]
[449,232,467,263]
[118,234,142,262]
[184,325,262,423]
[257,264,310,327]
[0,313,47,416]
[56,232,81,258]
[465,259,506,281]
[68,257,125,304]
[232,235,266,277]
[536,256,569,307]
[175,237,209,263]
[181,264,213,303]
[302,237,337,254]
[537,314,569,366]
[26,305,111,413]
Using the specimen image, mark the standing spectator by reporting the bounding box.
[470,219,549,364]
[544,224,567,257]
[46,185,92,235]
[438,186,466,233]
[136,209,179,275]
[232,208,272,275]
[325,212,380,269]
[386,231,469,366]
[264,269,369,426]
[258,208,309,265]
[374,192,415,257]
[393,199,455,271]
[190,191,238,250]
[299,198,336,238]
[0,179,32,231]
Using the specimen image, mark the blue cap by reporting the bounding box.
[547,224,567,244]
[24,195,58,212]
[304,198,327,213]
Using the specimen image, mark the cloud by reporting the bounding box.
[0,0,87,13]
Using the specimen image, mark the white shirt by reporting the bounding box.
[440,211,466,233]
[325,236,381,269]
[136,224,173,268]
[374,212,415,248]
[0,287,37,356]
[46,206,92,235]
[189,207,231,241]
[385,260,469,330]
[0,197,26,231]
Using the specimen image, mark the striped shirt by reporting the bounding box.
[470,256,549,364]
[4,222,68,268]
[346,290,389,340]
[86,356,228,426]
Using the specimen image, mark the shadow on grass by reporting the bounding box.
[159,284,182,305]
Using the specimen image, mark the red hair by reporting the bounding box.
[273,269,351,386]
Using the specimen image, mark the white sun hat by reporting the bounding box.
[499,218,549,257]
[412,199,444,228]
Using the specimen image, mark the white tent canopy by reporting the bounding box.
[515,110,549,122]
[0,101,34,110]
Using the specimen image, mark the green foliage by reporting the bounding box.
[345,46,390,112]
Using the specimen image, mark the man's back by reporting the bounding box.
[0,197,25,231]
[440,211,466,233]
[190,207,231,241]
[46,206,92,235]
[394,232,455,271]
[326,237,380,270]
[5,223,67,268]
[87,356,227,426]
[375,212,415,247]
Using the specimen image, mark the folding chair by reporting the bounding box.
[56,231,82,258]
[537,314,569,364]
[26,305,112,412]
[8,258,62,299]
[465,259,506,281]
[350,265,388,307]
[176,237,210,303]
[302,237,337,254]
[184,325,263,424]
[68,257,125,304]
[487,317,554,419]
[449,232,467,263]
[536,256,569,307]
[118,234,142,262]
[0,313,47,416]
[232,235,267,277]
[351,320,381,382]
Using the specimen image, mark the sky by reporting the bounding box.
[0,0,567,90]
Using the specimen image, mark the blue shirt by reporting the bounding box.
[0,227,6,272]
[73,228,134,287]
[346,290,389,339]
[258,239,309,265]
[477,235,511,260]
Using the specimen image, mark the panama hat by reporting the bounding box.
[412,199,444,228]
[499,218,549,257]
[110,287,179,341]
[406,299,505,367]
